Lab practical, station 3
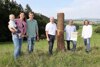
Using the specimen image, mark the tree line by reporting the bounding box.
[0,0,49,42]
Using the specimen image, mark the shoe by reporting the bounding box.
[85,50,90,53]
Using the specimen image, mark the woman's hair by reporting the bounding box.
[84,20,90,25]
[18,11,26,22]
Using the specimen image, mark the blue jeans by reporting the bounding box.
[12,34,22,59]
[27,37,35,53]
[84,38,90,51]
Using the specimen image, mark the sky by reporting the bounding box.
[16,0,100,19]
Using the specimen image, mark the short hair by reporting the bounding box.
[84,20,90,25]
[29,11,34,15]
[50,17,54,20]
[68,19,73,22]
[9,14,15,17]
[68,19,73,24]
[9,14,15,19]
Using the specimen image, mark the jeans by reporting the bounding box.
[12,34,22,59]
[48,34,55,55]
[27,37,35,53]
[66,40,77,51]
[84,38,90,51]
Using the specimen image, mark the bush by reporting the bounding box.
[94,26,100,33]
[74,24,80,30]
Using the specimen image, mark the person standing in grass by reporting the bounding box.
[64,20,77,51]
[8,12,26,59]
[45,17,57,55]
[82,20,92,53]
[26,12,39,53]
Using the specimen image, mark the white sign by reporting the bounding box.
[70,32,78,41]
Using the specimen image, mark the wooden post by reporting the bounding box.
[57,13,65,51]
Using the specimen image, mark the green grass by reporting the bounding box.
[0,26,100,67]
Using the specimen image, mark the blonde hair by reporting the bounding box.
[9,14,15,20]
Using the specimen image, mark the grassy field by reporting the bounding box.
[0,26,100,67]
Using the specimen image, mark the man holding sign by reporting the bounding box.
[65,20,77,51]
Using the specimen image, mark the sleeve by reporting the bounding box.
[25,20,28,35]
[89,25,92,38]
[45,24,49,31]
[74,26,76,32]
[35,20,39,34]
[81,26,84,38]
[8,21,11,26]
[23,22,27,34]
[9,21,14,28]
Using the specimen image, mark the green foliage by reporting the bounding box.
[74,23,80,30]
[25,4,32,13]
[34,13,49,37]
[94,26,100,33]
[0,27,100,67]
[0,31,100,67]
[0,0,23,42]
[0,0,49,42]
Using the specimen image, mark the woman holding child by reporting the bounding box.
[8,12,26,59]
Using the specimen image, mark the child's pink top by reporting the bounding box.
[15,19,26,35]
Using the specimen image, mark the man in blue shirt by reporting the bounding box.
[26,12,39,53]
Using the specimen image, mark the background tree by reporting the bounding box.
[25,4,32,18]
[0,0,49,42]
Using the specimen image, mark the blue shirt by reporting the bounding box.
[26,19,38,37]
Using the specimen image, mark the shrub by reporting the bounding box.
[74,24,80,30]
[94,26,100,33]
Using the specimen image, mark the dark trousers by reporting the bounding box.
[66,40,77,51]
[48,34,55,54]
[66,40,70,50]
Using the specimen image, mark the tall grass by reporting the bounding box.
[0,26,100,67]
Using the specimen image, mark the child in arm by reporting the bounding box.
[8,14,21,37]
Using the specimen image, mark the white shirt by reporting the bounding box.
[8,20,16,29]
[82,25,92,39]
[65,25,76,40]
[45,22,57,35]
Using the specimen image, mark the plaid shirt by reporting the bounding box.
[15,19,26,35]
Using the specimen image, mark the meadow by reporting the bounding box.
[0,26,100,67]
